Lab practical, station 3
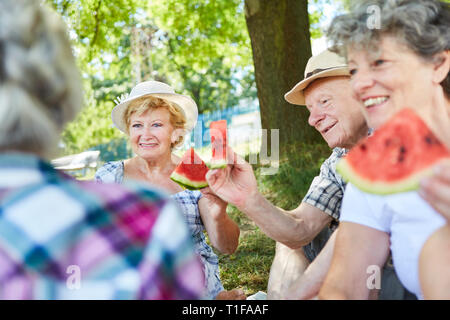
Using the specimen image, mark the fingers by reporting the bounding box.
[205,169,219,186]
[226,146,248,167]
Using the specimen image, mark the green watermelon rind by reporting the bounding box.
[336,157,440,195]
[207,160,228,169]
[170,171,209,190]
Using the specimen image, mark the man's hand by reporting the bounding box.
[205,146,258,209]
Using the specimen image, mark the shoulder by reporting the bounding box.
[323,147,346,168]
[95,160,124,183]
[312,147,347,188]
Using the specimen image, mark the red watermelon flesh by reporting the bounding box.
[170,148,209,190]
[209,119,228,169]
[336,108,450,195]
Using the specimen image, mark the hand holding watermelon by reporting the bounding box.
[205,146,259,209]
[199,187,228,219]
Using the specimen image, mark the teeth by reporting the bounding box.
[364,97,388,107]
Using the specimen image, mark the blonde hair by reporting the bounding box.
[124,95,187,148]
[0,0,82,159]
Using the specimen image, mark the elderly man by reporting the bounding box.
[205,49,414,299]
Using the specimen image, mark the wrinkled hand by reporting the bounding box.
[200,187,228,218]
[205,146,258,209]
[419,162,450,222]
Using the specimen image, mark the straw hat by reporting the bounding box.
[284,50,349,105]
[111,81,198,133]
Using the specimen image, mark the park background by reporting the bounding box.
[48,0,350,296]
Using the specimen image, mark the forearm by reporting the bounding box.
[238,192,313,248]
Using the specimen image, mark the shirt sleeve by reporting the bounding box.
[95,161,123,184]
[340,183,391,233]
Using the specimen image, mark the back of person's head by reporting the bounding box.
[0,0,82,159]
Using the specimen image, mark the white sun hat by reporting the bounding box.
[111,80,198,133]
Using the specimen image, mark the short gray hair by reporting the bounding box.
[0,0,82,158]
[327,0,450,97]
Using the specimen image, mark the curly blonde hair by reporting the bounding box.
[124,95,187,148]
[0,0,82,158]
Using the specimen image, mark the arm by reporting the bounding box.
[318,222,390,299]
[206,147,332,248]
[198,188,240,254]
[419,162,450,222]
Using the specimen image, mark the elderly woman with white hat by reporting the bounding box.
[95,81,245,300]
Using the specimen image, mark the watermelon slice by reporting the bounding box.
[170,148,209,190]
[337,108,450,195]
[209,119,228,169]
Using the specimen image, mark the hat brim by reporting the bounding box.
[111,92,198,134]
[284,66,350,106]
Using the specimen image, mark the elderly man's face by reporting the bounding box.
[304,76,367,149]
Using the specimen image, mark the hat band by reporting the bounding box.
[305,66,346,78]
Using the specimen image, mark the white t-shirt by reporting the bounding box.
[340,183,446,299]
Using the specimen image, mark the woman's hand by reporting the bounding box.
[199,187,228,220]
[205,146,259,210]
[199,185,240,255]
[419,162,450,222]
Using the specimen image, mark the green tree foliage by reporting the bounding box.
[147,0,256,112]
[45,0,344,156]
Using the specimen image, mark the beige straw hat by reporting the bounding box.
[284,50,349,106]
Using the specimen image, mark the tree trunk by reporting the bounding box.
[244,0,325,159]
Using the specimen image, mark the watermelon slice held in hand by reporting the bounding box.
[170,148,209,190]
[336,108,450,195]
[209,119,228,169]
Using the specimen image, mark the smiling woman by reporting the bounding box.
[95,80,244,300]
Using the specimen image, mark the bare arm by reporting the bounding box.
[241,196,332,248]
[198,188,240,254]
[318,222,390,299]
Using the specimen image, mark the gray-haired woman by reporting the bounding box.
[319,0,450,299]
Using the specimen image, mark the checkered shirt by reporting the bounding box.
[0,153,205,299]
[96,161,223,299]
[302,147,347,221]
